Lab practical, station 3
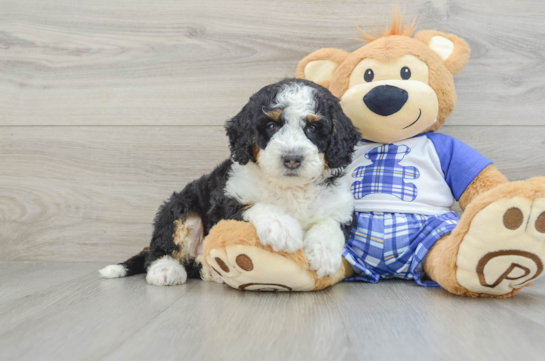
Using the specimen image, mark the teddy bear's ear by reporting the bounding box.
[414,30,470,75]
[296,48,350,88]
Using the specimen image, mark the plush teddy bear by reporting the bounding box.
[203,13,545,297]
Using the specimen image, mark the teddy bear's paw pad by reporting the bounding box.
[457,196,545,295]
[207,245,315,292]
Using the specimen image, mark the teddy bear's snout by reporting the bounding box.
[363,85,408,116]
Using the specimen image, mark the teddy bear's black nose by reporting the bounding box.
[363,85,408,116]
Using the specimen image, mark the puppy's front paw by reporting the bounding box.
[303,220,345,278]
[305,243,342,278]
[253,215,304,253]
[243,203,303,253]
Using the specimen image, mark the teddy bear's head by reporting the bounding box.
[296,13,470,144]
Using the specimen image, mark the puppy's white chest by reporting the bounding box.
[226,163,324,225]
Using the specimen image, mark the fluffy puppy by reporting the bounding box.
[100,79,360,286]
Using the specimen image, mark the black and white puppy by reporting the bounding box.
[100,78,360,286]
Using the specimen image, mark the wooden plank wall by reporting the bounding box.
[1,0,544,262]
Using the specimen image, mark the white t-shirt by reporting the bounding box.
[343,133,492,215]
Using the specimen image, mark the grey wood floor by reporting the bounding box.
[2,1,545,360]
[0,261,544,361]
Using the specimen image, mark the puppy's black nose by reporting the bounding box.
[283,154,303,170]
[363,85,408,116]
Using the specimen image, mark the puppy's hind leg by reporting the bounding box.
[99,248,148,279]
[146,212,204,287]
[146,255,188,286]
[100,182,207,286]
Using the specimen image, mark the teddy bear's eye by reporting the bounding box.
[364,69,374,82]
[401,66,411,80]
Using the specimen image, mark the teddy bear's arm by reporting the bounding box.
[458,165,508,211]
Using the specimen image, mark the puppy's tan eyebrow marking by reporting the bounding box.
[266,110,282,121]
[308,114,322,122]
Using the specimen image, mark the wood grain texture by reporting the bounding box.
[1,125,545,262]
[1,0,545,262]
[1,0,544,126]
[0,126,229,262]
[0,261,98,305]
[329,281,545,360]
[0,263,195,361]
[0,262,544,361]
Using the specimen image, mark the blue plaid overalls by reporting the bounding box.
[343,212,459,286]
[343,142,461,286]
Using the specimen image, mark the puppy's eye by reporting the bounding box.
[306,124,317,134]
[266,122,278,132]
[364,69,374,82]
[400,66,411,80]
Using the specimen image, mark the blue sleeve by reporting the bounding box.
[426,133,493,201]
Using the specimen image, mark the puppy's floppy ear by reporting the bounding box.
[325,100,361,169]
[225,104,256,165]
[414,30,470,75]
[296,48,350,89]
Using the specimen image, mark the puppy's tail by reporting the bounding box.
[99,248,148,279]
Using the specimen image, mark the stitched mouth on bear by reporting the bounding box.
[402,108,422,130]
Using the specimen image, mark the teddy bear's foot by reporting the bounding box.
[429,178,545,297]
[457,191,545,295]
[203,220,353,292]
[207,245,316,291]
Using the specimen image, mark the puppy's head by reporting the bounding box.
[225,79,360,184]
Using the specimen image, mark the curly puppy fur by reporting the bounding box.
[100,78,360,285]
